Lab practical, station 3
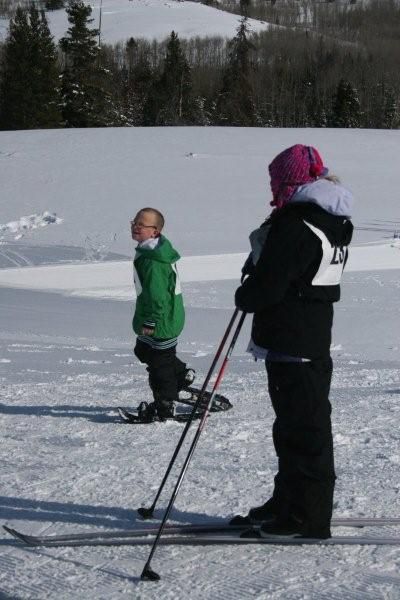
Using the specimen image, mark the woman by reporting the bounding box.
[234,144,354,539]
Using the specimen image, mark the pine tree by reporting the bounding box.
[303,72,327,127]
[60,0,121,127]
[0,5,61,130]
[60,1,99,74]
[382,86,399,129]
[330,78,361,128]
[59,1,98,127]
[240,0,251,16]
[215,18,258,126]
[369,81,385,128]
[121,39,154,125]
[145,31,195,125]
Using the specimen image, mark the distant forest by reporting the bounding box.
[0,0,399,129]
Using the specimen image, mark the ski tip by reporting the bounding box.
[117,407,142,423]
[3,525,20,537]
[3,526,29,544]
[117,407,129,420]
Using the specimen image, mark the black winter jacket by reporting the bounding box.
[235,202,353,359]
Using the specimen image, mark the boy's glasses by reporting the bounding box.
[130,220,157,229]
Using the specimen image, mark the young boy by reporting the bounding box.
[131,207,194,421]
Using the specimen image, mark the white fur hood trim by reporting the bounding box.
[291,179,354,217]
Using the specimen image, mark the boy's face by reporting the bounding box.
[131,211,159,243]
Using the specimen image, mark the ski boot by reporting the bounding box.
[230,498,279,527]
[137,401,157,423]
[155,400,175,422]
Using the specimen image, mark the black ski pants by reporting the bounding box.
[266,357,335,537]
[134,339,187,408]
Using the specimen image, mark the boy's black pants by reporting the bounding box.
[134,339,187,407]
[266,357,335,537]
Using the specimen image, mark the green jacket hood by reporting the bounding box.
[135,235,180,264]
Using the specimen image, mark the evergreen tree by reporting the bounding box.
[330,78,361,128]
[303,72,327,127]
[121,39,154,125]
[382,86,399,129]
[60,1,121,127]
[145,31,195,125]
[59,1,99,74]
[59,0,98,127]
[215,18,258,126]
[240,0,251,16]
[368,81,386,128]
[0,5,61,130]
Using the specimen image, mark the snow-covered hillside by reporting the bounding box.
[0,126,400,598]
[0,0,271,44]
[1,127,399,258]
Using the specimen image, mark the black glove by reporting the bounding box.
[241,253,254,283]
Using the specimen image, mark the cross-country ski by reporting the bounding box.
[4,527,400,548]
[4,517,400,546]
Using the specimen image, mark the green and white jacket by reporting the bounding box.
[132,235,185,344]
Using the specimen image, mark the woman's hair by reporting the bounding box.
[322,174,341,184]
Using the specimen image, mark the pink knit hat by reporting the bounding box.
[268,144,328,209]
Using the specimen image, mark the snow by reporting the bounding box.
[0,0,271,44]
[0,126,400,598]
[0,243,399,300]
[0,127,399,258]
[0,211,62,241]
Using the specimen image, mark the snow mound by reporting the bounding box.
[0,211,62,241]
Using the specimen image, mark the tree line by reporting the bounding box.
[0,0,398,130]
[0,0,64,16]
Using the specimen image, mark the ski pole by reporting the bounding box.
[137,307,240,520]
[141,311,246,582]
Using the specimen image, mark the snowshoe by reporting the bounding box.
[178,386,232,413]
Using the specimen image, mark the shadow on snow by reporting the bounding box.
[0,403,123,423]
[0,495,224,537]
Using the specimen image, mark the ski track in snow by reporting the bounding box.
[0,277,399,596]
[1,336,400,598]
[0,127,399,597]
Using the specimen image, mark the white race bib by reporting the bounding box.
[133,262,142,296]
[172,262,182,295]
[304,220,348,286]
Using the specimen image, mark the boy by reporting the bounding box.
[131,207,194,421]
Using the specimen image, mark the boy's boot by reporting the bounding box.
[184,368,196,387]
[137,401,157,423]
[152,389,176,421]
[177,368,196,392]
[155,400,175,421]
